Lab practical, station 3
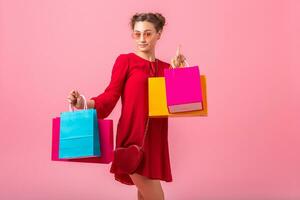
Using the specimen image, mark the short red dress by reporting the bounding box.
[90,52,173,185]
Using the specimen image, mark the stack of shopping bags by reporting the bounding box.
[149,62,208,117]
[51,95,113,164]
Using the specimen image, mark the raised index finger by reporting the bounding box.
[176,45,181,57]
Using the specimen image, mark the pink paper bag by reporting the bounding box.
[164,66,203,113]
[51,117,114,164]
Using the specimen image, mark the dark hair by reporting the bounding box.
[130,12,166,32]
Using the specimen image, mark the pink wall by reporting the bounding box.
[1,0,299,199]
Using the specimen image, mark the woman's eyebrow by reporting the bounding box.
[134,29,152,32]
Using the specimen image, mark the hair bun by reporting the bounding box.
[154,13,166,26]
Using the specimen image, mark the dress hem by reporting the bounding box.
[110,170,173,186]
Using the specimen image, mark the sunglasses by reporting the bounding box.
[131,31,155,40]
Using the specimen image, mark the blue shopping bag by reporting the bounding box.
[59,95,101,159]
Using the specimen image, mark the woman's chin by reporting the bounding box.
[138,47,150,52]
[137,45,150,51]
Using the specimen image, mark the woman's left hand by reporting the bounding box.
[171,45,186,68]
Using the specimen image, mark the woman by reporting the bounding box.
[67,12,186,200]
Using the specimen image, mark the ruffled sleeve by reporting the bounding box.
[90,54,129,119]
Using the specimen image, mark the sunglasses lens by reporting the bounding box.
[131,32,139,39]
[145,32,152,38]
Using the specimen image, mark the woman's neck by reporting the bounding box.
[135,50,156,62]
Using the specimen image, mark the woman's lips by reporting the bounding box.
[138,44,148,47]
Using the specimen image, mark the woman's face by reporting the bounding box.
[132,21,162,53]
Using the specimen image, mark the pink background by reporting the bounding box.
[1,0,299,199]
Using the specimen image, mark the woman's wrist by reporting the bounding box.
[87,99,95,109]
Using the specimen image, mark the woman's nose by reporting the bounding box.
[139,34,146,42]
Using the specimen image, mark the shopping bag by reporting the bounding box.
[148,75,208,117]
[58,95,101,159]
[52,117,113,163]
[164,61,203,113]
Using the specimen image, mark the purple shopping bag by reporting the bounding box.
[51,117,114,164]
[164,64,203,113]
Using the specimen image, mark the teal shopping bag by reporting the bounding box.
[59,95,101,159]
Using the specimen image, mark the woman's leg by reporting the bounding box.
[129,173,165,200]
[137,189,144,200]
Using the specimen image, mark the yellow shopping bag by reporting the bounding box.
[148,75,208,117]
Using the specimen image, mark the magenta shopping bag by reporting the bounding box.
[164,63,203,113]
[51,117,114,164]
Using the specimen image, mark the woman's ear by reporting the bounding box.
[157,30,162,40]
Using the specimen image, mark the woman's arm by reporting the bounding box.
[89,54,129,119]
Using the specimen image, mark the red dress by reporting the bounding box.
[90,52,173,185]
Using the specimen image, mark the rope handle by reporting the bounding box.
[139,118,150,150]
[138,59,159,150]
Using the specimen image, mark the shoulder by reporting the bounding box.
[115,53,129,61]
[114,52,142,63]
[112,53,131,67]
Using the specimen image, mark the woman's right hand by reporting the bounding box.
[66,90,84,109]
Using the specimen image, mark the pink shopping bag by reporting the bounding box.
[164,63,203,113]
[51,117,114,164]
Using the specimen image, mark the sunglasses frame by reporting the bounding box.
[131,30,157,40]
